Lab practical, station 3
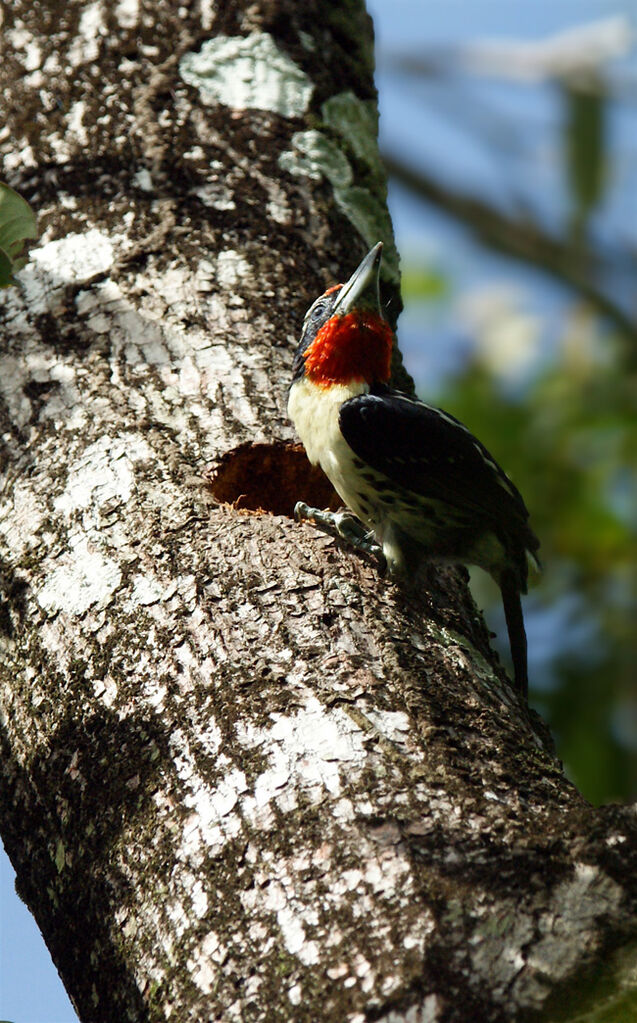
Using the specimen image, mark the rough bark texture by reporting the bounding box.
[1,2,636,1022]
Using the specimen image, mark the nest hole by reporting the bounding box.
[206,441,339,518]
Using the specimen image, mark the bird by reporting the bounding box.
[288,241,540,700]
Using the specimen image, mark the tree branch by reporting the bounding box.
[384,152,637,342]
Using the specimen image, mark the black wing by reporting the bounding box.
[339,388,535,539]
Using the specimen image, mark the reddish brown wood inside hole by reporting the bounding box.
[206,441,339,517]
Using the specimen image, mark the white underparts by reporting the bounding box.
[288,375,388,529]
[289,378,415,572]
[288,377,368,473]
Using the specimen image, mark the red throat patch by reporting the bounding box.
[303,312,393,387]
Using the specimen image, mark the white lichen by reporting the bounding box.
[36,536,122,615]
[129,575,165,607]
[68,1,105,67]
[215,249,252,289]
[238,696,367,807]
[0,483,46,560]
[179,33,313,118]
[23,40,43,72]
[67,101,89,146]
[187,931,222,994]
[115,0,139,29]
[363,709,411,744]
[28,229,115,287]
[133,168,153,192]
[54,434,152,518]
[279,130,353,188]
[521,863,623,987]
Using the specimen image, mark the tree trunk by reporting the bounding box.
[1,2,636,1022]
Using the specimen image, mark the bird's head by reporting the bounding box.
[292,242,393,388]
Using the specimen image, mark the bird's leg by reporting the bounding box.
[294,502,386,572]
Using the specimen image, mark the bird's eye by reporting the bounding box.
[311,301,326,320]
[304,299,327,327]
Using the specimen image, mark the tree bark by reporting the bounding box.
[1,2,636,1022]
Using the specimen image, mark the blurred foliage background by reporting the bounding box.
[369,1,637,804]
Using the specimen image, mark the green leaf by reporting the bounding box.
[564,81,606,238]
[400,265,448,301]
[0,182,38,287]
[0,249,14,288]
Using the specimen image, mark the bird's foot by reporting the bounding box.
[294,502,386,573]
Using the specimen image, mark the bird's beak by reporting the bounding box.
[331,242,383,317]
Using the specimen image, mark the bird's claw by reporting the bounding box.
[294,502,386,573]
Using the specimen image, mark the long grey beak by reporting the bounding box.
[332,242,383,316]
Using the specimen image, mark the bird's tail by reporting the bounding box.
[500,571,528,701]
